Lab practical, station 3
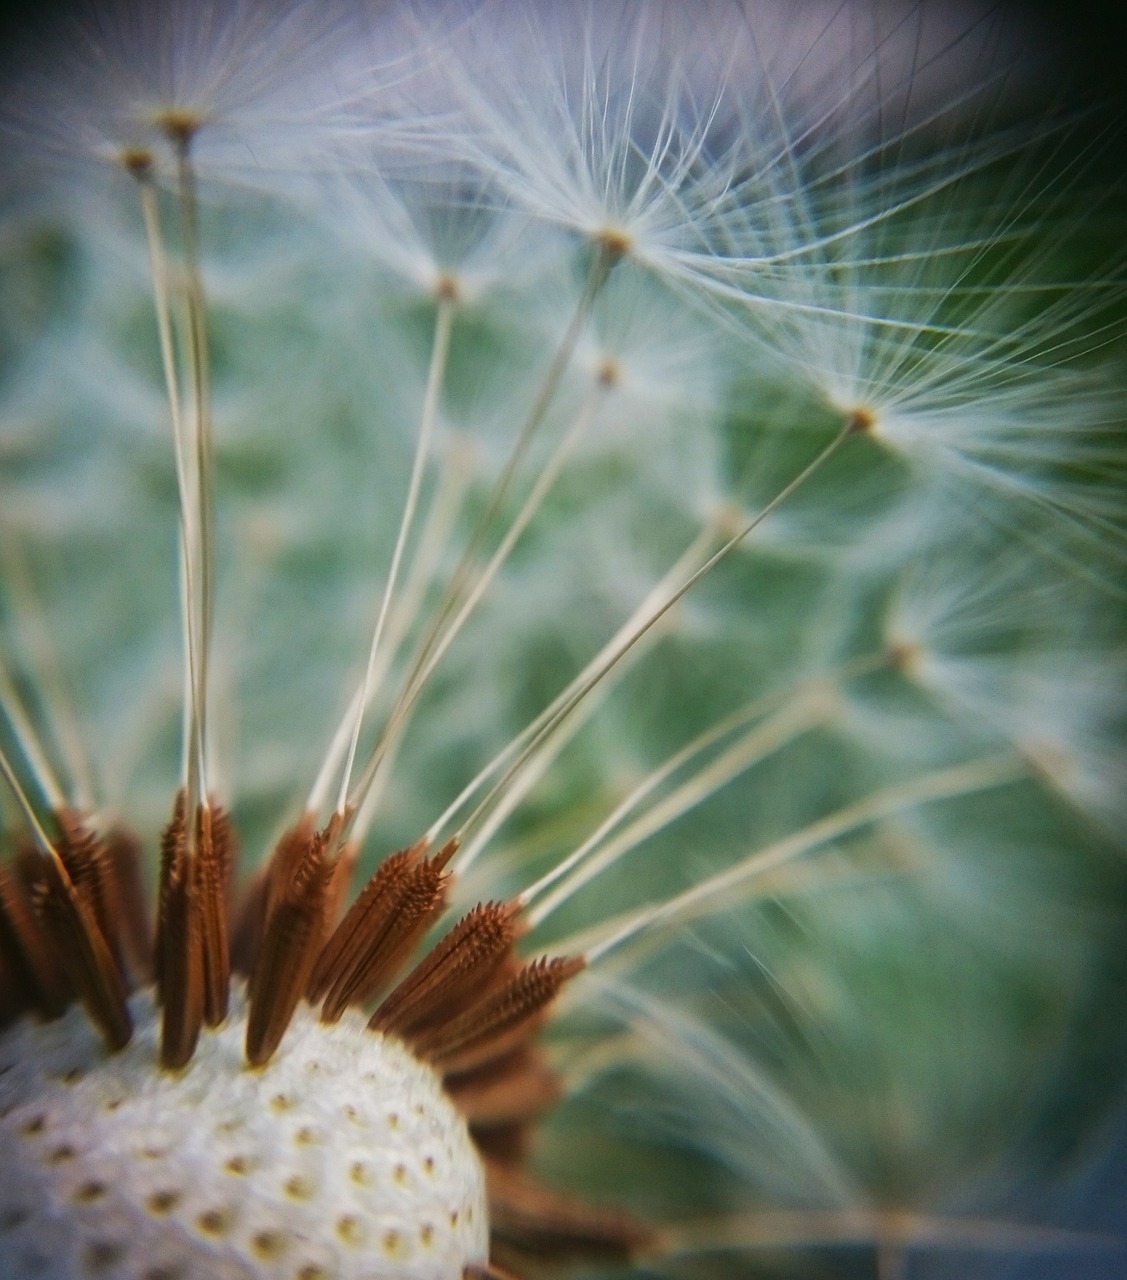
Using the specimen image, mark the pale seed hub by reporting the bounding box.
[0,984,489,1280]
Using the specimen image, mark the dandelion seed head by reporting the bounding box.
[0,986,489,1280]
[1,1,1126,1276]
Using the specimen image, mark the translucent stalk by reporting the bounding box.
[0,742,57,856]
[173,137,216,810]
[525,688,832,928]
[348,375,608,820]
[578,754,1026,962]
[0,660,65,811]
[0,545,96,810]
[445,418,856,865]
[439,521,719,864]
[325,435,478,841]
[335,296,455,815]
[136,174,203,807]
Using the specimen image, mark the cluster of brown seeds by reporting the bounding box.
[0,793,651,1277]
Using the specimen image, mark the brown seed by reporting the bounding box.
[371,899,520,1037]
[0,859,71,1021]
[102,826,154,985]
[319,842,454,1023]
[194,800,232,1027]
[53,808,120,977]
[307,840,420,1007]
[416,955,584,1075]
[29,853,132,1053]
[244,817,337,1067]
[445,1046,561,1126]
[155,794,203,1070]
[485,1158,653,1266]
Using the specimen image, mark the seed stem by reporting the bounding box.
[308,435,476,825]
[346,248,617,828]
[135,173,205,808]
[0,742,58,855]
[0,658,66,812]
[349,373,610,823]
[172,133,216,813]
[579,753,1026,963]
[330,295,456,818]
[437,523,719,862]
[401,242,615,689]
[446,418,856,865]
[0,544,96,810]
[657,1208,1113,1257]
[520,653,886,918]
[524,687,831,928]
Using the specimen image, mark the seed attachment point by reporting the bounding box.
[594,227,633,261]
[596,358,621,389]
[435,273,462,303]
[846,405,878,435]
[154,107,204,151]
[120,147,155,179]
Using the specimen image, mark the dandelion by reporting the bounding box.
[1,3,1125,1279]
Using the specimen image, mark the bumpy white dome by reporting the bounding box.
[0,985,488,1280]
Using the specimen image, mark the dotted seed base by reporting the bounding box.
[0,985,489,1279]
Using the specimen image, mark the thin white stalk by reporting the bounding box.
[438,521,719,863]
[445,419,855,865]
[0,660,66,811]
[174,139,215,810]
[311,431,477,828]
[579,754,1026,963]
[402,379,606,708]
[0,742,58,856]
[453,699,597,874]
[525,689,831,928]
[176,542,195,805]
[659,1209,1110,1257]
[519,652,888,912]
[351,718,405,842]
[306,687,363,819]
[398,246,614,691]
[0,545,96,810]
[137,179,188,475]
[347,376,608,819]
[344,252,618,834]
[136,176,203,804]
[590,847,901,982]
[334,296,455,817]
